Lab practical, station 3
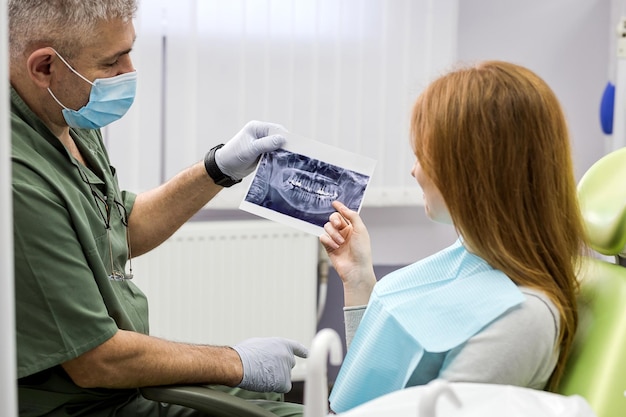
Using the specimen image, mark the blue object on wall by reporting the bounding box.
[601,81,615,135]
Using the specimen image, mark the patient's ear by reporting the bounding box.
[26,48,57,88]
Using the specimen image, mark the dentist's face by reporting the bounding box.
[411,158,452,225]
[51,18,136,106]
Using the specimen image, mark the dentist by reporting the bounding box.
[9,1,306,416]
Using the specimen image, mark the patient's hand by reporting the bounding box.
[320,201,376,306]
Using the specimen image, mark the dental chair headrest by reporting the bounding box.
[577,147,626,256]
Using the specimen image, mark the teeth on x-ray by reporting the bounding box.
[245,148,370,228]
[279,169,339,214]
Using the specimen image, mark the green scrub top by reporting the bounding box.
[11,88,149,416]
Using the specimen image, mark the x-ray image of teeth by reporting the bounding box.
[245,149,370,228]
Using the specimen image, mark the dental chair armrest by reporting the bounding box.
[140,385,278,417]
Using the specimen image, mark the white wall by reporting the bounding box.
[458,0,610,179]
[109,0,613,266]
[190,0,614,267]
[365,0,612,266]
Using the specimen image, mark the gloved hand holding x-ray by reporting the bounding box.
[215,120,288,181]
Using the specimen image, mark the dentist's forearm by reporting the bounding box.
[128,161,222,256]
[62,329,243,388]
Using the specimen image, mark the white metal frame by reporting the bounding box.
[613,16,626,151]
[1,0,18,415]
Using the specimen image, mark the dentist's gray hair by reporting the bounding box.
[8,0,138,63]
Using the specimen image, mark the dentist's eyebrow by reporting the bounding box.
[102,36,137,62]
[105,46,133,62]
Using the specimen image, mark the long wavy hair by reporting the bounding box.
[411,61,587,390]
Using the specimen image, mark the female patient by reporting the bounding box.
[320,60,587,413]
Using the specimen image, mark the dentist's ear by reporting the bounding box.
[26,47,57,88]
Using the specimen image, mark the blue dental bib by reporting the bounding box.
[329,240,524,413]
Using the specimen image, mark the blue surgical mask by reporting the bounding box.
[47,49,137,129]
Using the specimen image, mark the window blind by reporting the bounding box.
[104,0,458,208]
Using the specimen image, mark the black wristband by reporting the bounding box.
[203,144,242,188]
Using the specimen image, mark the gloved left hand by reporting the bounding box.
[215,121,287,181]
[233,337,309,393]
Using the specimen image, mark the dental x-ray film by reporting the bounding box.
[240,130,376,236]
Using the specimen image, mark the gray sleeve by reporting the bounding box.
[438,288,560,389]
[343,305,366,349]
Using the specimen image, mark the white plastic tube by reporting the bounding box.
[304,329,343,417]
[416,380,462,417]
[317,242,330,323]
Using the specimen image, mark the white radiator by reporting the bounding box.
[131,220,320,380]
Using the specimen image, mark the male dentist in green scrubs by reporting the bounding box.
[9,1,307,416]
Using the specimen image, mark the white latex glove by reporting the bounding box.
[233,337,309,393]
[215,121,287,180]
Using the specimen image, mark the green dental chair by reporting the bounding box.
[557,147,626,416]
[140,385,281,417]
